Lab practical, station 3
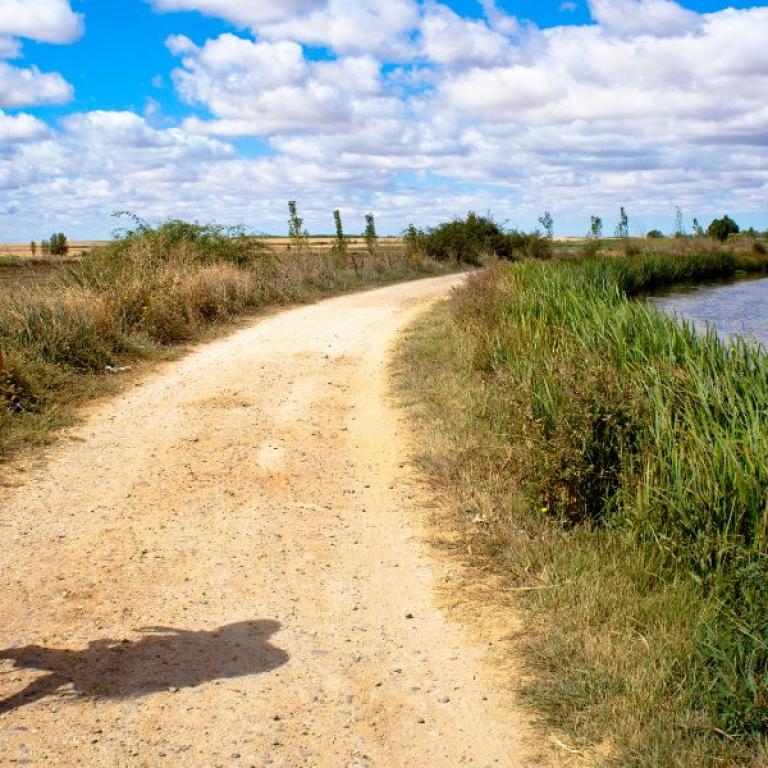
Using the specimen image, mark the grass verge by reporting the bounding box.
[396,246,768,766]
[0,220,458,461]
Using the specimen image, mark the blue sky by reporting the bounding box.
[1,0,767,238]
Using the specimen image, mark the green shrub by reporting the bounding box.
[402,224,427,265]
[421,212,512,265]
[507,229,552,260]
[49,233,68,256]
[708,215,740,242]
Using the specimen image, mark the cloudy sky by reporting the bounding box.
[0,0,766,239]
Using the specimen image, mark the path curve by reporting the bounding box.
[0,275,527,767]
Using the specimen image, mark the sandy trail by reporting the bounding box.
[0,275,527,767]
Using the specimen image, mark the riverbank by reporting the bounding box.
[397,246,768,766]
[0,222,456,461]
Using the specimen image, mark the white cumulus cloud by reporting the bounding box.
[148,0,318,27]
[421,4,510,67]
[169,34,388,136]
[0,0,83,44]
[589,0,699,37]
[0,60,73,107]
[0,110,49,142]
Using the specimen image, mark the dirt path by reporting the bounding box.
[0,275,529,768]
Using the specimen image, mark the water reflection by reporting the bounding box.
[649,275,768,347]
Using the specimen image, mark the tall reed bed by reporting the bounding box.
[0,220,449,458]
[400,247,768,766]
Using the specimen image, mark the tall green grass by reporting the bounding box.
[0,220,452,459]
[399,247,768,766]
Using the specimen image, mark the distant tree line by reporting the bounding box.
[30,233,69,258]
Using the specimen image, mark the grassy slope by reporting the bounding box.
[397,245,768,767]
[0,226,455,461]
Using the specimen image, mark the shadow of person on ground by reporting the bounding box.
[0,620,287,715]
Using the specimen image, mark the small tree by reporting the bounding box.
[707,215,740,242]
[674,206,686,238]
[30,241,37,257]
[331,209,348,269]
[693,218,705,238]
[615,207,629,238]
[49,232,68,256]
[647,229,665,239]
[538,211,554,239]
[402,224,426,265]
[287,200,309,252]
[363,213,378,257]
[589,216,603,239]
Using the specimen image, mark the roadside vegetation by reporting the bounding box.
[0,211,457,460]
[398,238,768,766]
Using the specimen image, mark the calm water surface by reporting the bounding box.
[649,275,768,347]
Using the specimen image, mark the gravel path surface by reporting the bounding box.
[1,275,528,767]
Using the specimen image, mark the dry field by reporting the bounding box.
[0,242,109,259]
[1,237,405,260]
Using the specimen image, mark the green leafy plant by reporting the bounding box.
[708,215,740,242]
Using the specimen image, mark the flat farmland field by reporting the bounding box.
[0,258,71,287]
[0,241,110,259]
[1,237,405,259]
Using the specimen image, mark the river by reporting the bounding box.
[649,274,768,347]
